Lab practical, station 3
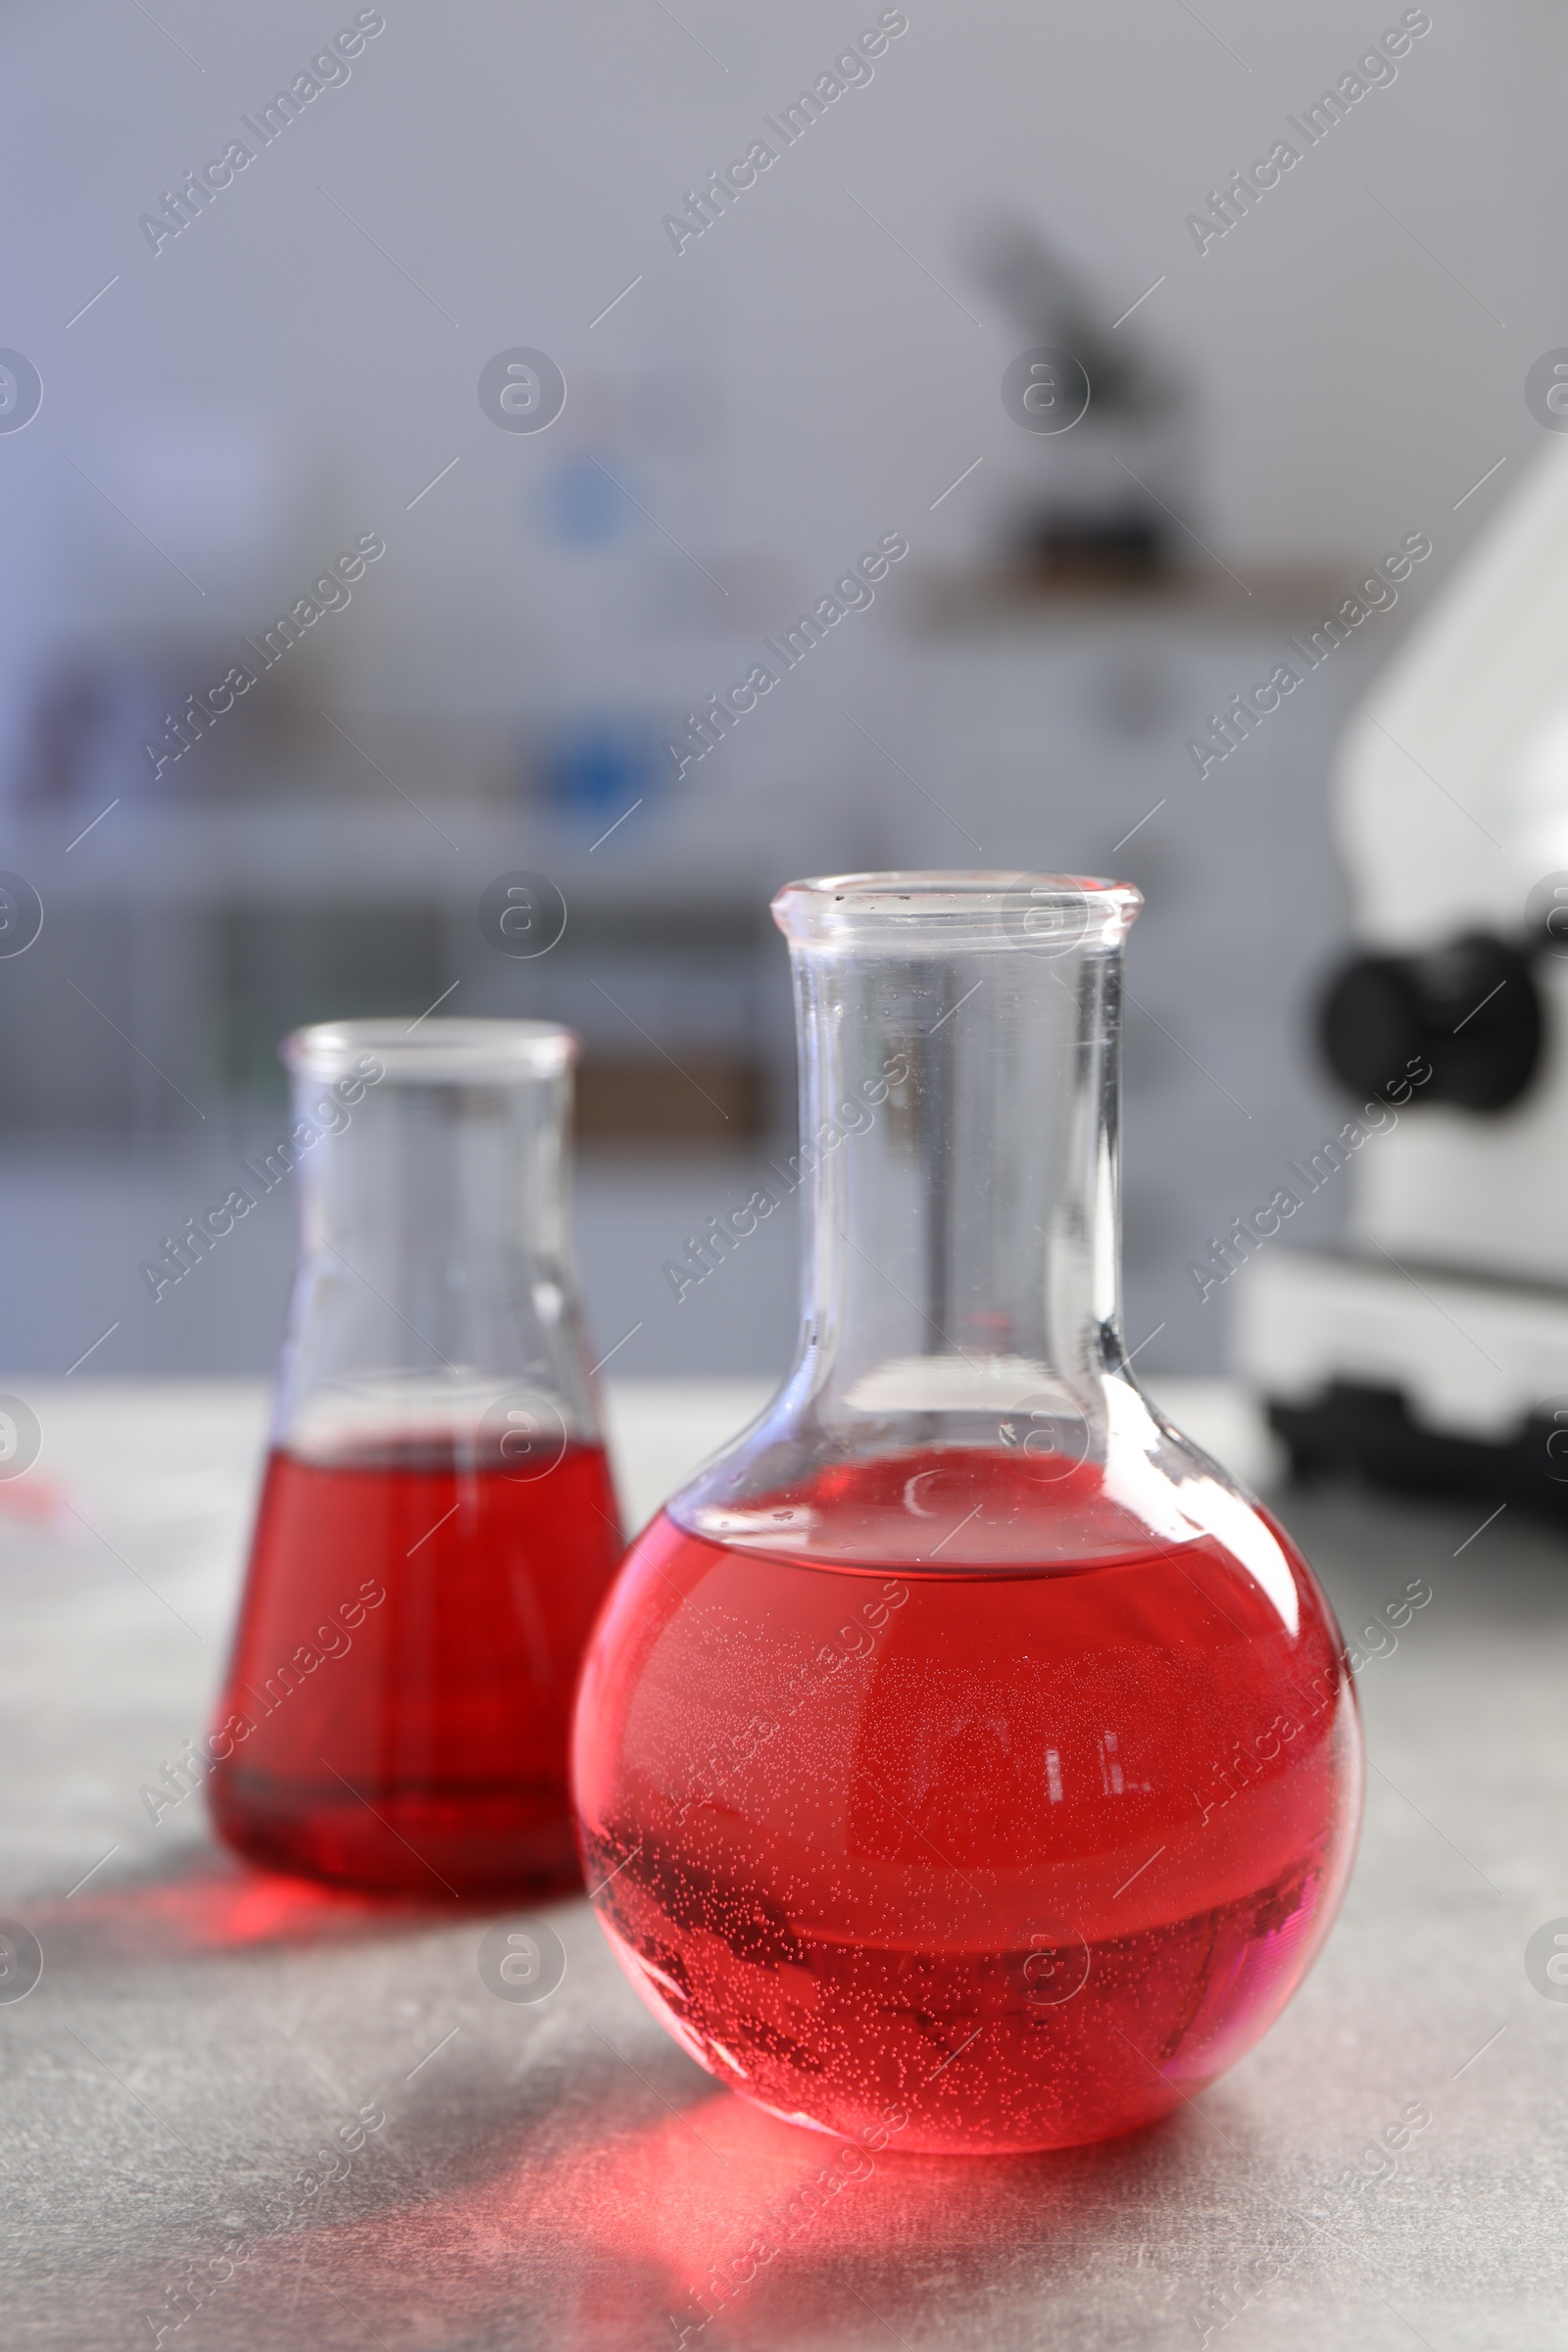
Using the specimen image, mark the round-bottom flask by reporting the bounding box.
[573,874,1360,2153]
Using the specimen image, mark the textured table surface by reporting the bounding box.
[0,1376,1562,2351]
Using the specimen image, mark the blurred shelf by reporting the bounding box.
[0,777,877,907]
[918,563,1396,634]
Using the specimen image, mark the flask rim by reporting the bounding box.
[772,869,1143,950]
[282,1017,577,1083]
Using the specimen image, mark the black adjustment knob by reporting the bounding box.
[1319,931,1544,1112]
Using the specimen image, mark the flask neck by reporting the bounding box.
[783,927,1127,1431]
[268,1023,597,1461]
[286,1066,572,1296]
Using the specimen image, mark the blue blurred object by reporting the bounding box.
[535,456,636,548]
[540,718,658,820]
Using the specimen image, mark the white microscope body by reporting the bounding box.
[1236,437,1568,1494]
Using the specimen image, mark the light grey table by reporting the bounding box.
[1,1379,1562,2350]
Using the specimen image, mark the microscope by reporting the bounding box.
[1234,436,1568,1520]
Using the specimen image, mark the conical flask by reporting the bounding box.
[209,1019,623,1897]
[573,873,1361,2153]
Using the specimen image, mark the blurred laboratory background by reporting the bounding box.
[0,0,1560,1384]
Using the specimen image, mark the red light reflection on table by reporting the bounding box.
[28,1850,433,1959]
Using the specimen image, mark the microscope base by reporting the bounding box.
[1233,1247,1568,1524]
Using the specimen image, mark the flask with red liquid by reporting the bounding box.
[573,873,1362,2152]
[209,1019,622,1897]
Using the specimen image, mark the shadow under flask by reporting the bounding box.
[209,1019,623,1898]
[573,873,1363,2154]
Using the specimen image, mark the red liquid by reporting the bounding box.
[572,1449,1361,2153]
[210,1442,623,1896]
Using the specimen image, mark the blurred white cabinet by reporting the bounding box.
[0,587,1385,1378]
